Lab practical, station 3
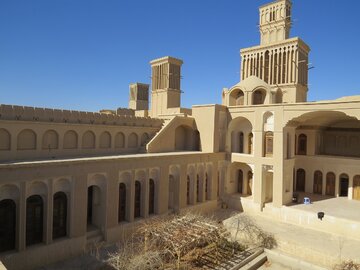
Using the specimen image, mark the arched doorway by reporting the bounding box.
[339,174,349,197]
[296,169,305,192]
[118,183,126,222]
[134,181,141,218]
[326,172,336,196]
[313,171,323,194]
[247,171,253,196]
[26,195,44,246]
[149,179,155,214]
[353,175,360,201]
[238,170,243,194]
[53,192,67,239]
[0,199,16,252]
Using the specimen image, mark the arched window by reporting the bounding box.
[186,176,190,205]
[53,192,67,239]
[63,130,78,149]
[26,195,44,246]
[99,131,111,149]
[252,89,266,105]
[248,133,253,154]
[297,134,307,155]
[115,132,125,149]
[0,199,16,252]
[42,130,59,150]
[17,129,36,150]
[134,181,141,218]
[239,132,244,153]
[238,170,243,194]
[264,131,274,157]
[326,172,336,196]
[313,171,322,194]
[128,133,138,148]
[149,179,155,214]
[296,169,306,192]
[82,131,95,149]
[0,128,11,150]
[118,183,126,222]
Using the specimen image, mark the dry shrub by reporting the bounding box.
[105,213,246,270]
[228,214,277,249]
[106,236,164,270]
[333,261,360,270]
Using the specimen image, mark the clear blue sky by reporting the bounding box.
[1,0,359,112]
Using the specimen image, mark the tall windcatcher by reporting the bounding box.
[129,83,149,111]
[240,0,310,103]
[150,56,183,117]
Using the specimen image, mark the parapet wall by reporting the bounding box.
[0,104,163,127]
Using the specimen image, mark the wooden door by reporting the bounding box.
[134,181,141,218]
[353,176,360,200]
[149,179,155,214]
[118,183,126,222]
[326,173,336,196]
[0,199,16,252]
[313,171,323,194]
[26,195,43,246]
[339,176,349,197]
[296,169,305,192]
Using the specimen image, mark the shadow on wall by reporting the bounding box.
[175,125,201,151]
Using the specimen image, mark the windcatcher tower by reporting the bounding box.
[240,0,310,103]
[129,83,149,111]
[150,56,183,117]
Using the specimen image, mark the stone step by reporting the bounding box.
[240,253,267,270]
[86,228,102,239]
[230,248,264,270]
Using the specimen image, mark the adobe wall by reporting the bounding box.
[0,152,226,269]
[0,104,164,162]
